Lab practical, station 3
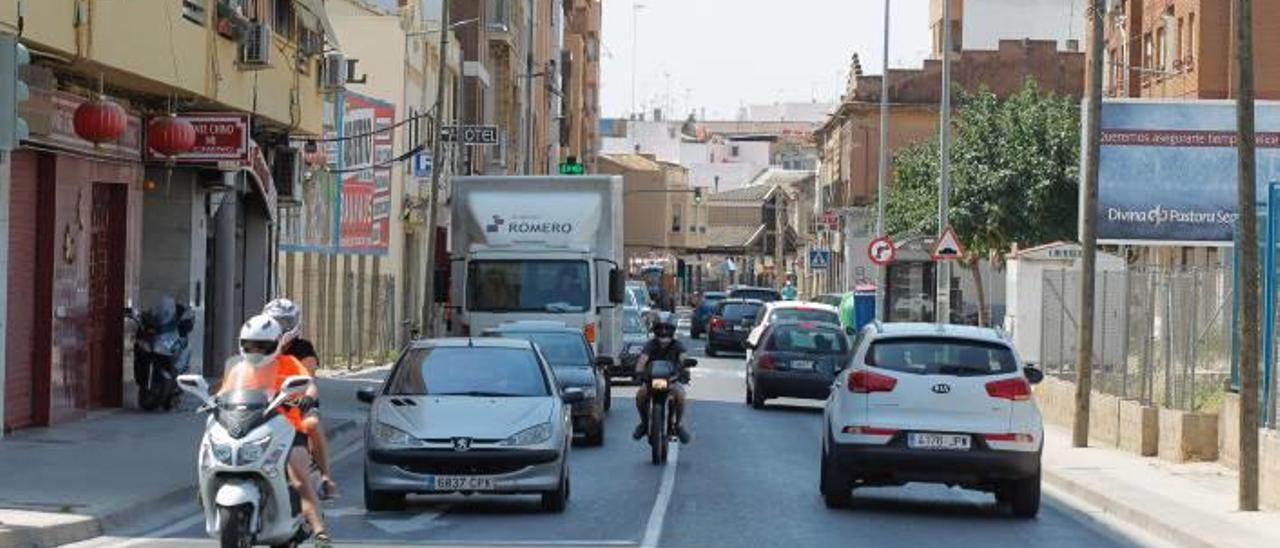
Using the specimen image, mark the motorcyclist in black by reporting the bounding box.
[632,312,692,443]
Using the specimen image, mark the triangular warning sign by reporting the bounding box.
[931,225,966,261]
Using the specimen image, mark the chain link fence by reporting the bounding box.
[1040,266,1234,412]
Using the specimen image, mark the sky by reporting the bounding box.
[599,0,933,121]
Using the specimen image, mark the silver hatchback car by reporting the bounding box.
[358,338,585,513]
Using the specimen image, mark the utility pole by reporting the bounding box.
[421,0,451,338]
[875,0,890,320]
[1074,0,1105,449]
[936,0,953,324]
[1235,0,1261,513]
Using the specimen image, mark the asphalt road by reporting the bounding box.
[76,334,1162,548]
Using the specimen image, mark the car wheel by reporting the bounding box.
[541,470,569,513]
[1009,470,1041,518]
[585,420,605,446]
[705,344,718,358]
[744,380,754,405]
[604,384,612,412]
[364,470,406,512]
[820,443,852,508]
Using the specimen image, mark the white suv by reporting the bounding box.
[820,322,1045,518]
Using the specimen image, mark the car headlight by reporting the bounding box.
[210,442,233,465]
[237,436,272,464]
[581,386,598,400]
[372,422,418,447]
[625,343,644,355]
[501,422,552,446]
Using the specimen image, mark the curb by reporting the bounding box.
[0,418,362,548]
[1042,467,1220,548]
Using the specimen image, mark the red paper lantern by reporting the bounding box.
[147,115,197,158]
[73,98,128,144]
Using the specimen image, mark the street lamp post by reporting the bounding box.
[875,0,891,320]
[936,0,954,325]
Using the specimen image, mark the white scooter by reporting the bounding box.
[177,364,316,548]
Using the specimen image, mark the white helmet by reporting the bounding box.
[239,314,283,367]
[263,298,301,345]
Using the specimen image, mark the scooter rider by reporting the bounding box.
[224,315,331,547]
[632,312,692,443]
[263,298,339,500]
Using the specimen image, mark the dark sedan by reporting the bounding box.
[614,309,650,382]
[745,321,851,409]
[705,298,764,357]
[690,291,727,339]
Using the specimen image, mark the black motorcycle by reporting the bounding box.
[125,297,195,411]
[645,358,696,464]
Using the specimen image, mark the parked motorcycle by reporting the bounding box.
[645,359,696,464]
[126,297,195,411]
[177,362,316,548]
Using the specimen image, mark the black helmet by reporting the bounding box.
[651,312,676,338]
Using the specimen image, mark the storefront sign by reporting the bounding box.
[25,87,143,161]
[146,113,250,163]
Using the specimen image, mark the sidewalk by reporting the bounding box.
[1042,424,1280,548]
[0,377,364,548]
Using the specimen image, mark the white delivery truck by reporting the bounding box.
[448,176,626,360]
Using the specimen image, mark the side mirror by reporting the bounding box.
[1023,366,1045,385]
[176,374,211,403]
[267,375,313,415]
[562,386,587,404]
[357,386,378,404]
[594,356,614,368]
[845,326,855,336]
[609,269,626,304]
[682,358,698,369]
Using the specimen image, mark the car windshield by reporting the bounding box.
[623,311,645,333]
[385,347,550,396]
[770,308,839,325]
[721,303,761,321]
[867,337,1018,376]
[628,286,648,307]
[500,332,590,368]
[767,326,848,354]
[731,289,780,302]
[467,260,590,312]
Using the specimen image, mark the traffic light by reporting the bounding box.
[693,187,703,205]
[0,33,30,151]
[558,155,585,175]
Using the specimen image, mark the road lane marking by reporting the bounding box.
[368,508,445,535]
[639,443,679,548]
[108,430,368,547]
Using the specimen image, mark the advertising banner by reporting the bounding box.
[1096,100,1280,245]
[280,91,394,255]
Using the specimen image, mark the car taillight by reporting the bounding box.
[841,425,898,436]
[757,354,777,370]
[584,322,597,344]
[985,378,1031,401]
[709,316,724,331]
[984,433,1036,443]
[848,370,897,393]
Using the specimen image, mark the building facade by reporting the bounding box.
[931,0,1087,56]
[562,0,601,172]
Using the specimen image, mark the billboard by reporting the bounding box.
[280,91,395,255]
[1096,100,1280,245]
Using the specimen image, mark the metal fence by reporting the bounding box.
[1040,266,1234,412]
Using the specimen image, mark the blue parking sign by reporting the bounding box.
[414,152,432,178]
[809,249,831,270]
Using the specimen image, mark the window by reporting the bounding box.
[272,0,294,40]
[1143,33,1153,80]
[386,347,551,397]
[1187,13,1196,69]
[623,311,645,334]
[867,338,1018,377]
[768,308,840,325]
[719,302,763,322]
[1177,17,1185,66]
[183,0,207,24]
[731,145,740,157]
[766,326,848,354]
[1155,26,1165,72]
[488,0,511,31]
[672,210,682,233]
[467,260,591,312]
[494,332,590,368]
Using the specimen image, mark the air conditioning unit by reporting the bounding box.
[272,146,303,208]
[240,22,272,69]
[321,52,347,91]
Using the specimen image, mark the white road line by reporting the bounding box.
[639,443,679,548]
[107,432,368,548]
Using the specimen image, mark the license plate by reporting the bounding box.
[790,360,814,370]
[428,476,496,491]
[732,325,745,331]
[907,432,971,451]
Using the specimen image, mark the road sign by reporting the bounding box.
[931,224,966,261]
[868,236,896,266]
[820,212,839,231]
[413,152,432,178]
[441,125,500,145]
[809,248,832,270]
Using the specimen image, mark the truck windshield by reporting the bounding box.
[468,260,591,312]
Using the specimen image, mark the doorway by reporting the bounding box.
[87,183,128,408]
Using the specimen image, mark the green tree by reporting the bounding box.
[877,79,1081,325]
